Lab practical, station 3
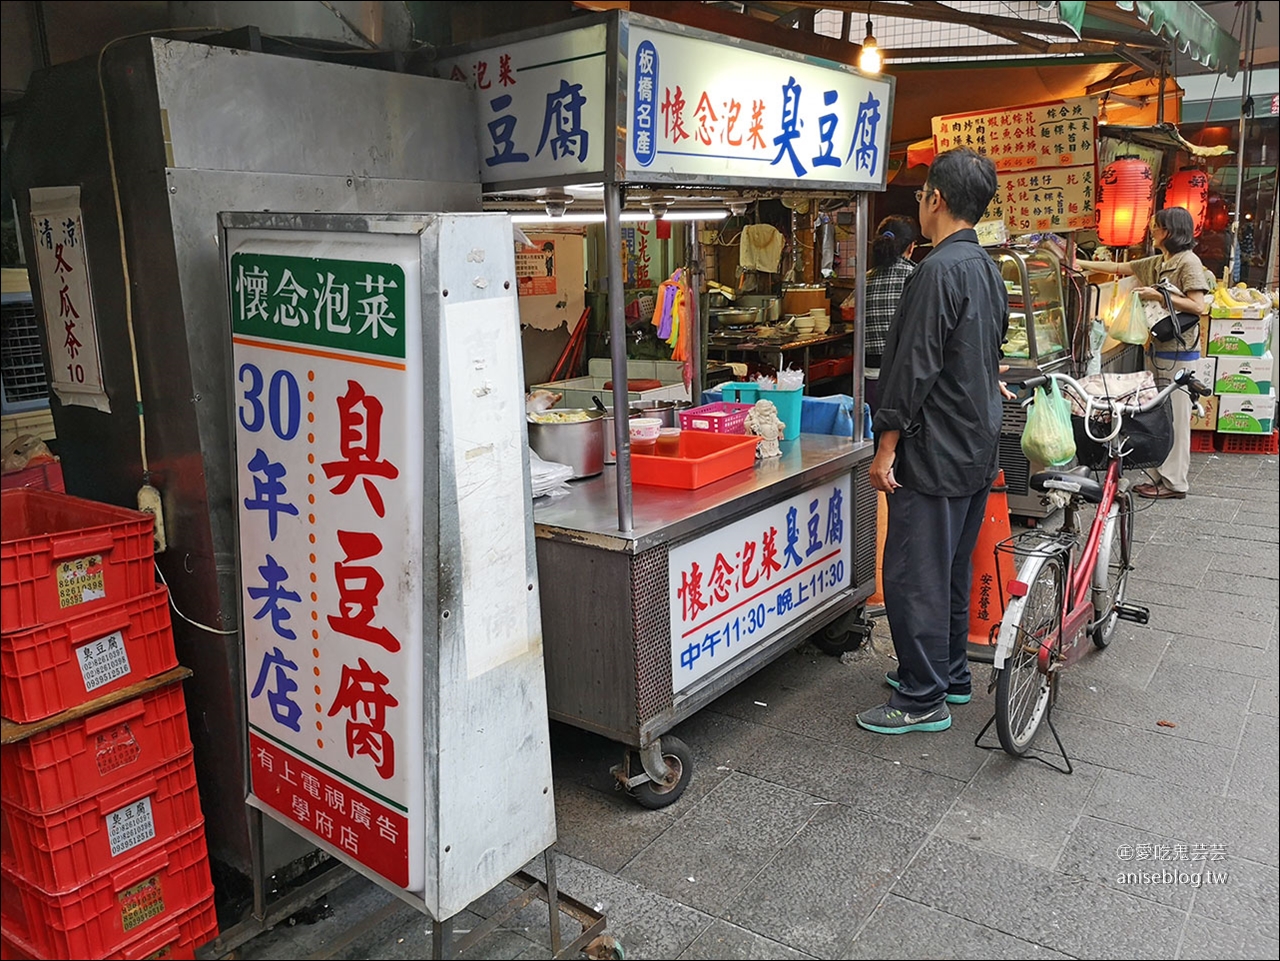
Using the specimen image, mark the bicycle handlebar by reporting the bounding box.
[1013,368,1210,417]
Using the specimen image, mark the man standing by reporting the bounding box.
[857,148,1008,735]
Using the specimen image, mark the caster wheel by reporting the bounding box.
[812,613,871,656]
[627,736,692,809]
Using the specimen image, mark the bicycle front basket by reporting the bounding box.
[1072,400,1174,471]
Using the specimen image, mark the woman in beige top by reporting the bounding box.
[1076,207,1210,499]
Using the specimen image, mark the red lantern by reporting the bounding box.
[1164,168,1209,236]
[1096,157,1154,247]
[1206,192,1230,232]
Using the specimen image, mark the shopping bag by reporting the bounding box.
[1020,380,1076,467]
[1108,290,1149,345]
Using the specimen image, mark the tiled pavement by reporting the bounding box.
[238,451,1279,961]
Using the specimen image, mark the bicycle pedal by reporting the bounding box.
[1115,604,1150,625]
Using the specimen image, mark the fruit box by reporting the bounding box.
[1216,391,1276,434]
[1207,316,1272,357]
[1214,354,1273,395]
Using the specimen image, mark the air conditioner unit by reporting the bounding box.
[1,268,50,415]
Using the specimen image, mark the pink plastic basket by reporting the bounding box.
[678,402,753,434]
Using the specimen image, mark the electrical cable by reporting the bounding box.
[155,561,239,635]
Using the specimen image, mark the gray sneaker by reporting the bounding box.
[885,670,972,705]
[856,702,951,735]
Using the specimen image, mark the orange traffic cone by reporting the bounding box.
[869,489,888,609]
[967,470,1012,662]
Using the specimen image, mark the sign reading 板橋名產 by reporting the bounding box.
[230,242,424,894]
[437,13,894,191]
[669,476,852,693]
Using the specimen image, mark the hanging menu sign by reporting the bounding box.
[986,166,1096,233]
[931,97,1097,170]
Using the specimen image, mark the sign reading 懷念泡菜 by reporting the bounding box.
[230,240,424,894]
[669,476,852,693]
[438,14,893,191]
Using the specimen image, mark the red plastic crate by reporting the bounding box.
[2,896,213,960]
[1,586,178,724]
[631,432,761,489]
[2,682,193,814]
[1218,429,1279,455]
[679,402,753,434]
[1,489,155,634]
[0,462,64,494]
[1190,430,1219,453]
[1,751,203,892]
[807,359,839,381]
[0,823,214,959]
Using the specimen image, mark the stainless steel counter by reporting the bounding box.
[533,434,873,552]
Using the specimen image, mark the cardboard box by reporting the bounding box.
[1186,356,1217,390]
[1216,391,1276,434]
[1190,395,1219,431]
[1214,354,1273,395]
[1208,315,1273,357]
[1209,302,1266,320]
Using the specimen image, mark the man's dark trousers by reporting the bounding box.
[883,484,991,712]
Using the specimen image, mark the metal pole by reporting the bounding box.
[852,192,869,443]
[688,220,704,405]
[1232,1,1258,284]
[604,183,633,533]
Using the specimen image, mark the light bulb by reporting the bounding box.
[859,19,882,74]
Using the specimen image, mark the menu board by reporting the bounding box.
[986,166,1096,233]
[932,97,1097,171]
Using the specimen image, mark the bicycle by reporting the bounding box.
[985,367,1212,768]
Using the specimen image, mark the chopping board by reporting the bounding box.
[604,379,664,392]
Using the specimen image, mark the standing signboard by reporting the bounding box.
[226,212,555,920]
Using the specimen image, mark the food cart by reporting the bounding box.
[437,11,891,806]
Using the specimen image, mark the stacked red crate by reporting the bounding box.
[0,490,218,959]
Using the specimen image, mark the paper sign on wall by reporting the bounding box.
[29,186,111,412]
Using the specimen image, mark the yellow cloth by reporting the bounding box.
[739,224,785,273]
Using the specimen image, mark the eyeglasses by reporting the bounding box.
[915,188,935,204]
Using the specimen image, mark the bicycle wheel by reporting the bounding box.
[995,554,1064,756]
[1090,492,1134,648]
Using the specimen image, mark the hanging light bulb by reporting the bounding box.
[859,15,882,74]
[1098,93,1110,125]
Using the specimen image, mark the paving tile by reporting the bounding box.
[848,894,1073,960]
[1228,713,1280,807]
[732,722,966,832]
[549,779,676,874]
[620,772,819,916]
[721,803,927,959]
[1056,815,1195,909]
[1141,601,1274,649]
[1047,708,1234,791]
[1191,855,1279,943]
[893,836,1185,959]
[1206,550,1280,578]
[1152,516,1277,543]
[934,754,1101,870]
[1160,635,1279,681]
[1070,626,1168,691]
[530,854,713,960]
[1060,658,1252,748]
[1087,769,1279,867]
[1129,541,1214,587]
[1252,676,1279,716]
[1128,576,1277,620]
[677,919,816,960]
[1177,912,1280,960]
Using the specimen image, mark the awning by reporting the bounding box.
[1057,1,1241,78]
[1099,123,1233,158]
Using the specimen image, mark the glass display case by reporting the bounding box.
[991,247,1070,370]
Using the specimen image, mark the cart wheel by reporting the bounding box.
[628,736,692,809]
[583,935,624,960]
[812,616,871,656]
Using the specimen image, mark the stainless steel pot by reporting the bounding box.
[527,410,605,479]
[628,399,691,428]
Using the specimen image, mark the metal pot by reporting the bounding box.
[713,307,762,329]
[527,410,605,479]
[628,399,690,428]
[598,406,643,465]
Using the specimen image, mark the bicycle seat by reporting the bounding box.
[1030,468,1104,504]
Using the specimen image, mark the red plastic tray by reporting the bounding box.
[2,900,210,960]
[0,463,64,494]
[0,824,214,960]
[1,586,178,724]
[1190,430,1219,453]
[1,489,155,635]
[679,402,753,434]
[631,432,761,489]
[2,682,193,815]
[1,751,203,892]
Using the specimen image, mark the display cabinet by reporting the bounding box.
[991,247,1071,371]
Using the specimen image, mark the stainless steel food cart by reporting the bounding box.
[437,9,892,805]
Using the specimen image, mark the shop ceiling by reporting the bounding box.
[583,1,1244,144]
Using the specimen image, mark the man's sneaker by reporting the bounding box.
[885,670,972,705]
[856,702,951,735]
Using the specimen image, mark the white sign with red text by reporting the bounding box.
[669,476,852,693]
[230,233,425,894]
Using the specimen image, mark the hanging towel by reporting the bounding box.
[739,223,785,273]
